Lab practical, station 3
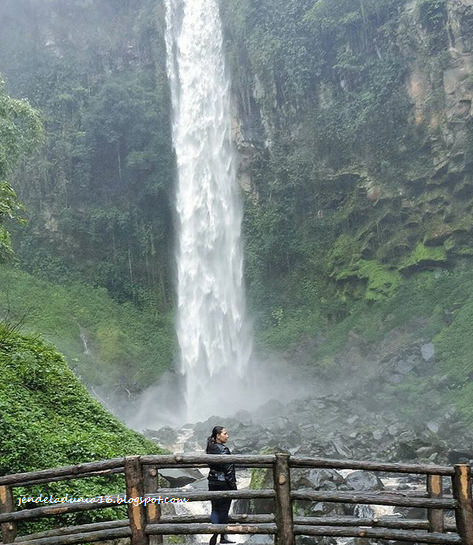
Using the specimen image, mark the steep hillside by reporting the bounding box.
[0,326,162,475]
[0,265,175,398]
[0,324,164,531]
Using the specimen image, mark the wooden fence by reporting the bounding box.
[0,454,472,545]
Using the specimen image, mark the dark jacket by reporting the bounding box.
[207,442,237,489]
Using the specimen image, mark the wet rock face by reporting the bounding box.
[224,0,473,299]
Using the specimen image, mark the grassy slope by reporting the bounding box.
[0,264,175,393]
[0,326,164,473]
[0,326,164,530]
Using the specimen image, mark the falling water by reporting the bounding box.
[165,0,252,421]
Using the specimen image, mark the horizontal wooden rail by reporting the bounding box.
[140,454,276,467]
[18,520,129,542]
[11,527,132,545]
[0,459,125,488]
[147,489,275,501]
[19,468,124,488]
[0,489,275,524]
[290,457,455,476]
[294,515,457,532]
[0,454,456,487]
[293,525,461,544]
[19,514,277,543]
[0,496,124,524]
[291,490,458,509]
[166,513,274,523]
[146,522,278,535]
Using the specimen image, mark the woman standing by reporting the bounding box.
[206,426,237,545]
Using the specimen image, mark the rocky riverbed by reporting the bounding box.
[142,338,473,544]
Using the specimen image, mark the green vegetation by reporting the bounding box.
[0,76,42,262]
[0,325,163,529]
[0,0,173,309]
[0,265,175,393]
[400,243,447,271]
[218,0,473,352]
[310,267,473,425]
[0,327,161,473]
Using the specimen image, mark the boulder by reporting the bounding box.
[158,468,204,488]
[345,471,384,491]
[297,468,345,490]
[421,343,435,361]
[144,425,177,448]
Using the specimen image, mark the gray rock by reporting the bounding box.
[395,442,418,461]
[159,468,204,487]
[298,468,345,490]
[416,446,437,457]
[144,426,178,448]
[345,471,384,491]
[388,424,399,436]
[396,360,414,375]
[354,504,376,518]
[298,537,337,545]
[421,343,435,361]
[254,398,285,419]
[309,501,345,516]
[331,439,352,458]
[372,429,384,441]
[427,421,440,434]
[386,373,404,385]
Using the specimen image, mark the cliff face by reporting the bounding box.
[223,0,473,305]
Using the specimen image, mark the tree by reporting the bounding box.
[0,75,42,261]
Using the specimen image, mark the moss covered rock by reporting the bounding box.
[399,243,447,271]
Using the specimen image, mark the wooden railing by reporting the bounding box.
[0,454,472,545]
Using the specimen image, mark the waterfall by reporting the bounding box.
[165,0,252,421]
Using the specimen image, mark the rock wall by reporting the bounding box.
[224,0,473,301]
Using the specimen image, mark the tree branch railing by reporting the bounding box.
[0,454,472,545]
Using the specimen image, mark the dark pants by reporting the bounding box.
[209,480,232,525]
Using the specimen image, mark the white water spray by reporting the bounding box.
[165,0,252,421]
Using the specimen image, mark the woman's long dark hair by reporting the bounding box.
[206,425,224,453]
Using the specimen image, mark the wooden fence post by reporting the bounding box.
[273,453,294,545]
[427,474,444,533]
[0,485,17,544]
[125,456,149,545]
[143,464,163,545]
[453,464,473,545]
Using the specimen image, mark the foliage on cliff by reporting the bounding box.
[0,264,175,395]
[0,76,42,262]
[220,0,473,335]
[0,326,161,474]
[0,0,173,309]
[304,265,473,427]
